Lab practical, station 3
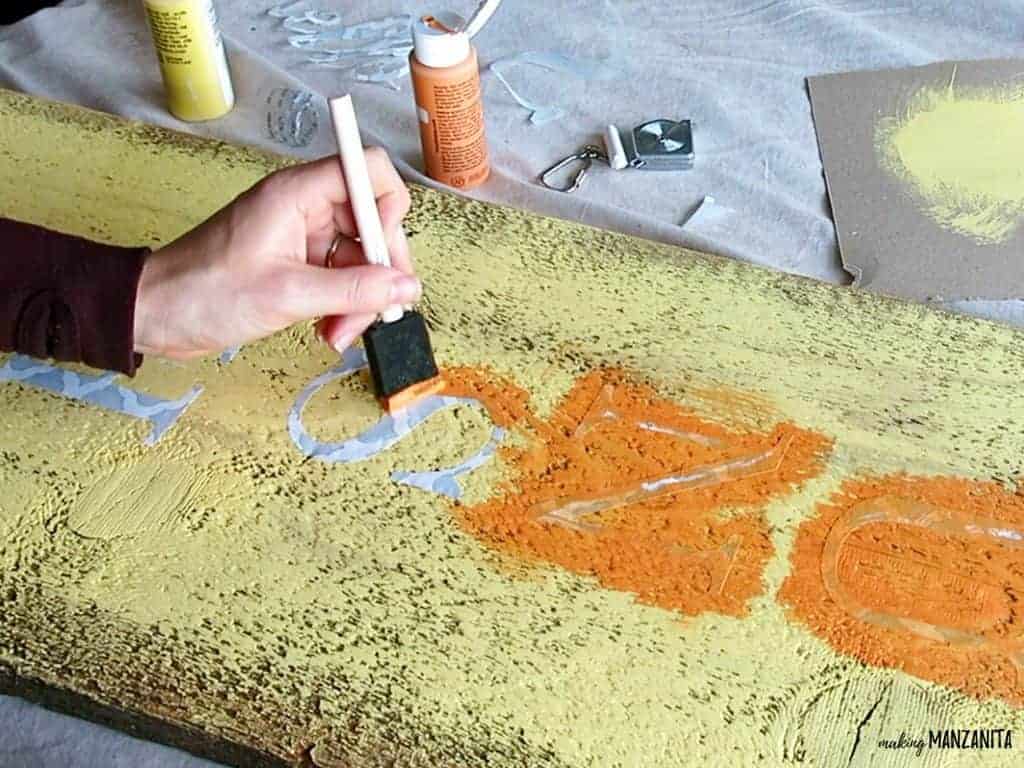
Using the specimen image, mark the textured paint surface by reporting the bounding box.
[876,78,1024,245]
[456,368,831,617]
[68,458,209,540]
[0,353,203,446]
[3,90,1024,767]
[782,476,1024,707]
[287,345,504,499]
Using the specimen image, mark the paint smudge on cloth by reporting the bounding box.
[781,474,1024,706]
[490,51,620,126]
[448,367,831,617]
[268,4,413,89]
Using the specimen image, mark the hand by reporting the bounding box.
[133,152,419,360]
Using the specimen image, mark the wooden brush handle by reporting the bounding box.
[329,95,403,324]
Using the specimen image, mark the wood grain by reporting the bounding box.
[2,89,1023,767]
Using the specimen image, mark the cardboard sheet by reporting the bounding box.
[809,58,1024,302]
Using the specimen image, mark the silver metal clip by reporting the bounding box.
[539,145,607,193]
[539,120,694,193]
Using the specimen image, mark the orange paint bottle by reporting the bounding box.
[409,8,497,189]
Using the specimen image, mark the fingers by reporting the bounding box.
[361,149,412,273]
[308,236,365,270]
[316,312,377,353]
[385,226,414,275]
[364,146,412,216]
[278,152,414,273]
[309,227,415,276]
[279,263,421,320]
[269,150,411,240]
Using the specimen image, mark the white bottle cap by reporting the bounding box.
[412,13,471,68]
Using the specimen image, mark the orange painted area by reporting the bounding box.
[442,367,831,618]
[780,475,1024,706]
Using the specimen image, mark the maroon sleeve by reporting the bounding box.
[0,217,148,376]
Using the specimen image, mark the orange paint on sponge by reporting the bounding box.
[381,375,445,414]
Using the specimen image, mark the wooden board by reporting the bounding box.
[2,89,1023,767]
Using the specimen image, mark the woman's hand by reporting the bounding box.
[133,152,419,360]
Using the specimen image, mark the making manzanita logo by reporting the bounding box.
[878,729,1014,756]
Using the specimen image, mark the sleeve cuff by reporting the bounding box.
[1,219,148,376]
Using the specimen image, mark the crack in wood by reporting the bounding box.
[845,681,892,768]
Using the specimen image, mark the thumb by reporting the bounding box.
[278,264,421,320]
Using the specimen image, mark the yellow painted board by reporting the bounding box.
[1,89,1023,767]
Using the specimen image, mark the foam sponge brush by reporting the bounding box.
[363,310,443,412]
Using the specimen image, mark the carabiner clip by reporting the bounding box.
[539,145,606,193]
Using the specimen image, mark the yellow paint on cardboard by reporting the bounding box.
[2,90,1024,767]
[877,77,1024,244]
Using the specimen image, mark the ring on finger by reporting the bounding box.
[326,233,344,269]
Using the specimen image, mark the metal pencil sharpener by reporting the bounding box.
[618,119,694,171]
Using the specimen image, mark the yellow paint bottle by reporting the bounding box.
[142,0,235,122]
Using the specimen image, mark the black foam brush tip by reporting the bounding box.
[362,310,440,401]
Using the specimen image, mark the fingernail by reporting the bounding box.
[391,275,422,304]
[332,334,355,355]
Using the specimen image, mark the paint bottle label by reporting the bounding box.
[142,0,235,122]
[409,14,490,189]
[411,49,489,188]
